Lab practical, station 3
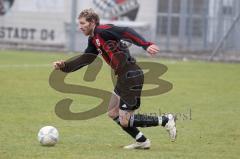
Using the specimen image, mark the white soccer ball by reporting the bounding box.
[38,126,59,146]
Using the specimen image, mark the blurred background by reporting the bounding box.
[1,0,240,61]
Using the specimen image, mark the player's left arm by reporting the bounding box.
[146,44,159,56]
[108,25,159,55]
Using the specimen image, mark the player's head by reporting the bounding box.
[78,8,100,36]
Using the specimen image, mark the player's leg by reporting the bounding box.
[118,68,168,128]
[107,92,120,119]
[119,106,168,128]
[118,98,176,150]
[117,67,176,144]
[118,96,169,129]
[107,93,149,148]
[118,96,177,141]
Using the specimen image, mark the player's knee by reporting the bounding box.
[108,111,116,119]
[107,108,118,119]
[119,114,130,127]
[119,119,129,128]
[119,109,132,127]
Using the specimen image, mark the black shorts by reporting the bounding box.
[114,64,144,111]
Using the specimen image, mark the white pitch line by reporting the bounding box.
[0,64,52,68]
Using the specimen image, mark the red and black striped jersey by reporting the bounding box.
[62,24,153,74]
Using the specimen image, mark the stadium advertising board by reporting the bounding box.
[0,0,65,49]
[0,0,157,50]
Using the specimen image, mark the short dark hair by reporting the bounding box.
[78,8,100,26]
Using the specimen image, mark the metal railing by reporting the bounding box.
[156,0,240,60]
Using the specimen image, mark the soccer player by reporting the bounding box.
[53,8,176,149]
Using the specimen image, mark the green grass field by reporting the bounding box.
[0,50,240,159]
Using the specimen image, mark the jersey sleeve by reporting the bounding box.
[61,38,99,73]
[103,25,153,50]
[84,37,99,54]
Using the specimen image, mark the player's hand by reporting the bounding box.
[53,60,65,70]
[147,44,159,56]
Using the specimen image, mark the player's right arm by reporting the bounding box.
[53,38,99,73]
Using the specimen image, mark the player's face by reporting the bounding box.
[78,17,95,36]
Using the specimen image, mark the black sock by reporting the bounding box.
[129,114,169,127]
[113,116,147,142]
